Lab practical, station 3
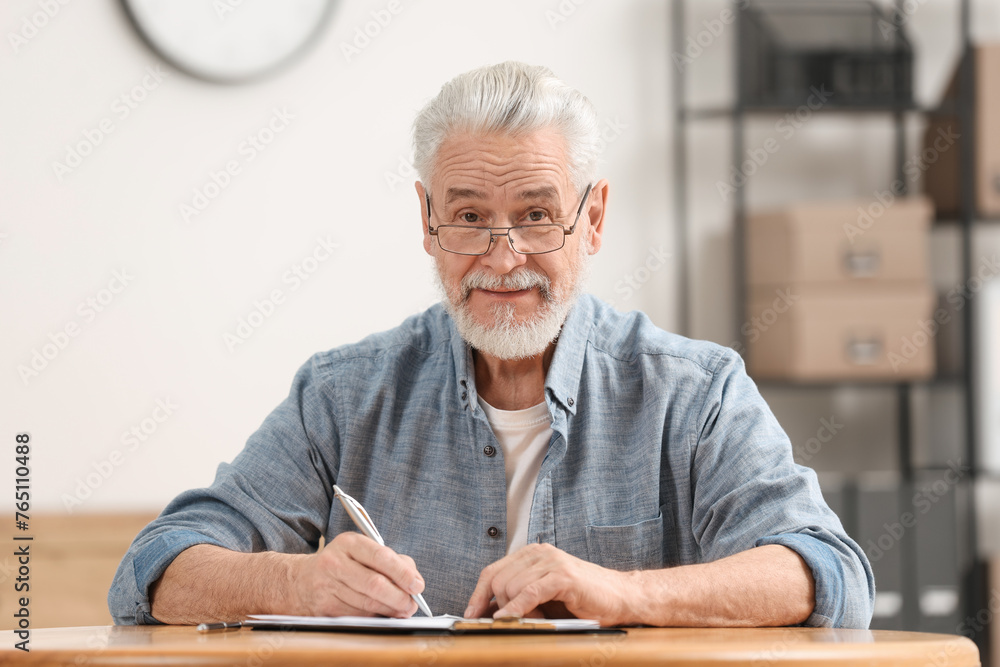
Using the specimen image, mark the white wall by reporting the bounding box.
[0,0,673,513]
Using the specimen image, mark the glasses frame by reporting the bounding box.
[425,183,593,256]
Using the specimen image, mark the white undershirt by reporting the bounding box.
[477,397,553,555]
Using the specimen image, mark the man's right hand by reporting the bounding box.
[148,537,425,624]
[287,532,425,618]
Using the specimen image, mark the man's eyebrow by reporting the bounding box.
[444,187,487,205]
[443,185,562,206]
[517,187,560,203]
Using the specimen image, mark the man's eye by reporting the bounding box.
[527,211,547,222]
[461,212,481,224]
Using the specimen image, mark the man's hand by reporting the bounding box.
[464,543,634,626]
[148,537,426,625]
[462,544,814,628]
[288,532,425,618]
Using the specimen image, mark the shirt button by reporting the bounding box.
[568,397,575,406]
[483,445,496,457]
[461,392,468,400]
[487,526,499,538]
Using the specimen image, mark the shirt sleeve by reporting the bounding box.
[107,354,341,625]
[688,348,875,629]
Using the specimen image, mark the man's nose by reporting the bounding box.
[479,231,527,274]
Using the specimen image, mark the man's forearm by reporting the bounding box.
[627,545,815,627]
[149,544,303,625]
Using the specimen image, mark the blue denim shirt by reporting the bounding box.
[109,295,874,628]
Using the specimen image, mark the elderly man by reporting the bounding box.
[109,62,874,628]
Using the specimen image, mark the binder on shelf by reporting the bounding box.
[977,277,1000,474]
[990,557,1000,667]
[913,470,963,634]
[856,472,905,630]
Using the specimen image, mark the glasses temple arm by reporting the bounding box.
[566,183,594,234]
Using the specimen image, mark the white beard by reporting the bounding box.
[436,244,591,361]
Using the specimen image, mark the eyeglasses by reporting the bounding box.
[426,184,592,256]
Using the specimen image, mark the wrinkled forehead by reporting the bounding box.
[428,128,575,203]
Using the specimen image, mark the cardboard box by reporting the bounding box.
[746,197,933,287]
[746,285,936,381]
[923,44,1000,218]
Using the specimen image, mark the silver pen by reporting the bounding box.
[333,484,434,617]
[196,621,243,632]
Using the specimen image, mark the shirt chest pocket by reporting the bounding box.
[584,514,665,571]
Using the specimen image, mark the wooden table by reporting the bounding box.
[0,625,980,666]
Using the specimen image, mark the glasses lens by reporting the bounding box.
[510,225,564,254]
[438,226,491,254]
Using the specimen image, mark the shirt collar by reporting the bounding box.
[446,295,596,417]
[543,294,594,416]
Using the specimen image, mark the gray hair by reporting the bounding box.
[412,61,600,193]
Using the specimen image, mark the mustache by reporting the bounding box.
[460,269,552,302]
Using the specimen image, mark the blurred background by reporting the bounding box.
[0,0,997,659]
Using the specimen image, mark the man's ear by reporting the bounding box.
[416,181,433,255]
[585,179,609,254]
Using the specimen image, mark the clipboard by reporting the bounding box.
[450,617,623,634]
[244,614,623,635]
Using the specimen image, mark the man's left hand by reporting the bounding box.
[463,543,635,625]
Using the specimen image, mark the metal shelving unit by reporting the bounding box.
[673,0,987,656]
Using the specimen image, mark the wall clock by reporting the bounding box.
[121,0,337,83]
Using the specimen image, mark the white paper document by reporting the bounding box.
[245,614,602,632]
